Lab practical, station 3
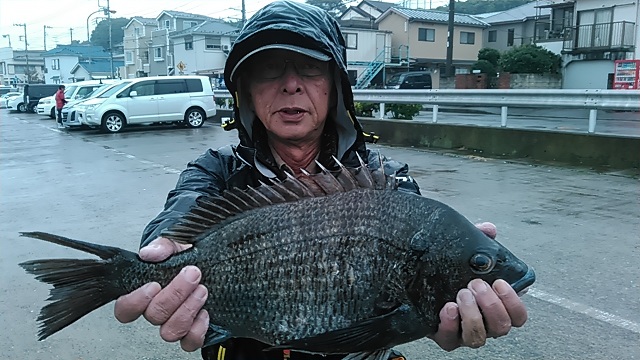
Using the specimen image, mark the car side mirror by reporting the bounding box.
[129,90,138,97]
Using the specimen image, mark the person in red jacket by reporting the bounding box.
[54,85,66,128]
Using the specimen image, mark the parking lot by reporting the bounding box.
[1,109,639,359]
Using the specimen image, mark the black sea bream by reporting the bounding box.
[20,157,535,359]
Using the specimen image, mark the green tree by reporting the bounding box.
[305,0,350,17]
[499,44,562,74]
[472,59,497,77]
[434,0,531,14]
[478,48,501,67]
[90,17,130,50]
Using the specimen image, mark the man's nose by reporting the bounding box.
[281,64,303,93]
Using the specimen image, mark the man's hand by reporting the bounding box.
[113,237,209,352]
[429,222,528,351]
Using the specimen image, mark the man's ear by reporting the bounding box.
[237,79,255,111]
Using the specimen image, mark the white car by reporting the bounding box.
[37,80,116,118]
[76,75,216,133]
[63,80,131,128]
[6,94,26,112]
[0,92,21,108]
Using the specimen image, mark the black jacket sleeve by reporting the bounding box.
[140,147,234,247]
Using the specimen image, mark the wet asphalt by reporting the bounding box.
[1,109,638,360]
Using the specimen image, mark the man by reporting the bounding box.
[114,2,528,359]
[54,85,66,128]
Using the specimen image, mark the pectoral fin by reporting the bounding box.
[268,304,426,354]
[202,324,232,348]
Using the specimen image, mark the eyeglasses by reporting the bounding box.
[250,59,329,80]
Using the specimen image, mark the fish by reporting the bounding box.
[19,155,535,359]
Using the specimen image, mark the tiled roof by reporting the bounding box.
[341,6,375,20]
[131,17,157,26]
[43,45,110,58]
[363,1,395,13]
[71,59,124,74]
[160,10,215,21]
[169,20,239,37]
[480,0,552,24]
[383,7,489,27]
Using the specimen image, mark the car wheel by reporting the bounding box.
[101,112,126,133]
[17,103,26,112]
[31,105,38,113]
[185,108,205,128]
[49,108,56,119]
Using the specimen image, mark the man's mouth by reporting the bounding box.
[278,107,306,115]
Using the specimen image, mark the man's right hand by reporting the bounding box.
[113,237,210,352]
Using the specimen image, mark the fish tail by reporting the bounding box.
[19,231,137,340]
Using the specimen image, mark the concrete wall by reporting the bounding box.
[563,59,614,89]
[509,73,562,89]
[358,119,639,169]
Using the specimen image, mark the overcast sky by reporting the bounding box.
[0,0,451,51]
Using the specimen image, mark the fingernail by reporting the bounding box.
[459,289,475,304]
[445,305,458,320]
[182,266,200,283]
[471,280,489,294]
[141,282,159,297]
[194,285,208,300]
[494,279,511,296]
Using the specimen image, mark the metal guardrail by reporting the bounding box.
[214,89,640,134]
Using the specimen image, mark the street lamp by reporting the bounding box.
[13,23,29,84]
[86,9,102,43]
[1,34,10,48]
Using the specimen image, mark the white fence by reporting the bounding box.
[214,89,640,134]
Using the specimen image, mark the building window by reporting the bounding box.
[488,30,497,42]
[344,33,358,49]
[51,59,60,70]
[205,37,221,50]
[125,52,133,64]
[142,51,149,63]
[507,28,515,46]
[164,19,171,29]
[418,28,435,42]
[154,47,163,60]
[134,27,141,37]
[185,36,193,50]
[460,31,475,44]
[184,21,198,29]
[0,62,5,75]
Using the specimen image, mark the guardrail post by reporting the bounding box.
[432,105,439,123]
[379,102,385,119]
[501,106,508,127]
[588,109,597,133]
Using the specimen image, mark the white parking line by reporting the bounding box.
[528,288,640,334]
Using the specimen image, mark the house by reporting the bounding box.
[150,10,216,76]
[538,0,638,89]
[42,45,110,84]
[375,7,489,85]
[0,47,46,86]
[339,1,396,29]
[481,1,553,52]
[169,20,239,83]
[70,59,124,81]
[122,17,157,78]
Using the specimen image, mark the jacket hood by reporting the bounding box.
[223,0,366,169]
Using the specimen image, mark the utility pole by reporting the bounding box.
[70,28,74,43]
[13,23,29,84]
[445,0,455,77]
[107,0,114,78]
[44,25,52,50]
[241,0,246,28]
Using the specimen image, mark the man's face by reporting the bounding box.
[245,49,332,145]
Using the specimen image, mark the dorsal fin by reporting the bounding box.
[160,156,397,244]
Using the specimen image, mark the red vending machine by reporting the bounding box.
[613,60,640,89]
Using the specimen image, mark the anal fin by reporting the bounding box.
[202,323,232,348]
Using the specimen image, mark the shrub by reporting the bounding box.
[478,48,501,67]
[472,59,497,77]
[500,44,562,74]
[353,102,379,117]
[385,103,422,120]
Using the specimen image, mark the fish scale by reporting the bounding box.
[18,160,535,359]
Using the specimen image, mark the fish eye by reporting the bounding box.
[470,253,494,274]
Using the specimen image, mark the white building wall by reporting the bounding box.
[44,55,79,84]
[172,35,232,75]
[563,59,613,89]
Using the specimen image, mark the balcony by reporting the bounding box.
[562,21,635,53]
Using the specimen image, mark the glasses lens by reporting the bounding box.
[254,59,326,79]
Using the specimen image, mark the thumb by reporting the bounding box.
[139,237,191,262]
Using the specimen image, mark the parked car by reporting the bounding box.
[385,71,433,89]
[63,80,132,128]
[37,80,116,118]
[76,75,216,133]
[9,84,61,113]
[0,92,22,108]
[0,86,18,96]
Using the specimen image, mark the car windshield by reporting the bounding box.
[86,84,112,98]
[97,81,131,98]
[386,74,402,85]
[63,86,78,97]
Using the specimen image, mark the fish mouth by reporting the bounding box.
[509,267,536,294]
